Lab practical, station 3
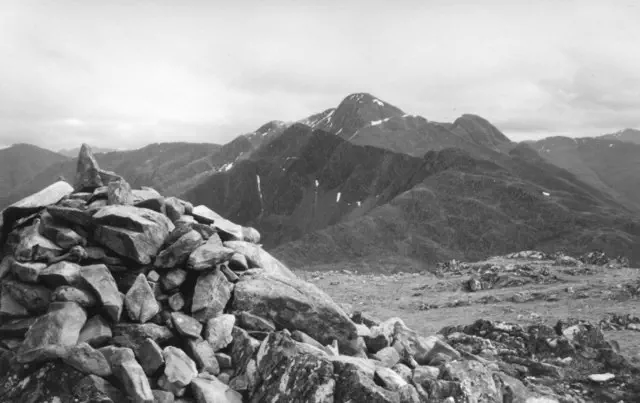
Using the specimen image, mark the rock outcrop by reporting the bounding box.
[0,144,638,403]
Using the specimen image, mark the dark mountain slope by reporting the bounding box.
[182,124,434,247]
[450,114,512,151]
[273,147,640,271]
[0,144,68,196]
[530,136,640,210]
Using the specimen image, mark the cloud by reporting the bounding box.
[0,0,639,149]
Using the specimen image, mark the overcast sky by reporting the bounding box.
[1,0,639,150]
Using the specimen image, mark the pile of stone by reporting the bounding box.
[599,314,640,332]
[0,145,638,403]
[464,263,560,292]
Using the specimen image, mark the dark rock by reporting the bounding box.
[204,314,235,351]
[80,264,123,322]
[224,241,295,278]
[17,301,87,363]
[232,273,358,354]
[0,284,29,317]
[156,229,203,269]
[229,326,260,377]
[135,197,166,214]
[229,253,248,271]
[39,210,86,248]
[172,311,203,338]
[132,187,162,203]
[292,330,326,350]
[220,264,239,283]
[192,270,233,321]
[78,315,112,347]
[47,205,94,229]
[125,273,161,323]
[0,317,37,338]
[92,205,174,264]
[0,255,13,279]
[74,374,127,403]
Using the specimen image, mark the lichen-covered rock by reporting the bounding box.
[51,285,99,307]
[11,260,46,283]
[186,338,220,375]
[39,260,82,288]
[61,342,112,377]
[111,323,174,356]
[204,314,236,351]
[251,330,335,403]
[187,239,235,271]
[159,346,198,395]
[232,273,359,354]
[172,311,203,338]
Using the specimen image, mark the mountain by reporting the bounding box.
[0,144,68,197]
[529,136,640,210]
[0,142,223,208]
[57,145,116,157]
[298,93,512,157]
[600,128,640,145]
[182,123,640,270]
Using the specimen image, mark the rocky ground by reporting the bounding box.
[0,144,638,403]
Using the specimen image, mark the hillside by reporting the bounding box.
[0,142,222,209]
[180,124,640,270]
[57,145,116,157]
[530,136,640,210]
[600,128,640,145]
[0,144,68,197]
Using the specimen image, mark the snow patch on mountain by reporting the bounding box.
[373,99,385,107]
[336,192,341,202]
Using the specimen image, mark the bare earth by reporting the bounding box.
[296,256,640,362]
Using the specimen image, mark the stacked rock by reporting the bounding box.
[0,145,638,403]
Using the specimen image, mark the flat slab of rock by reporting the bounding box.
[232,273,358,354]
[51,285,98,308]
[80,264,123,322]
[192,270,233,321]
[17,301,87,363]
[2,181,73,230]
[61,342,112,377]
[11,260,46,283]
[92,205,174,264]
[171,311,203,338]
[223,241,295,279]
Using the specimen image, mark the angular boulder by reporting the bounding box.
[39,260,81,288]
[80,264,123,322]
[232,273,359,354]
[190,375,243,403]
[124,273,160,323]
[192,270,233,321]
[155,229,202,269]
[17,301,87,363]
[187,238,235,271]
[252,330,335,403]
[92,205,174,264]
